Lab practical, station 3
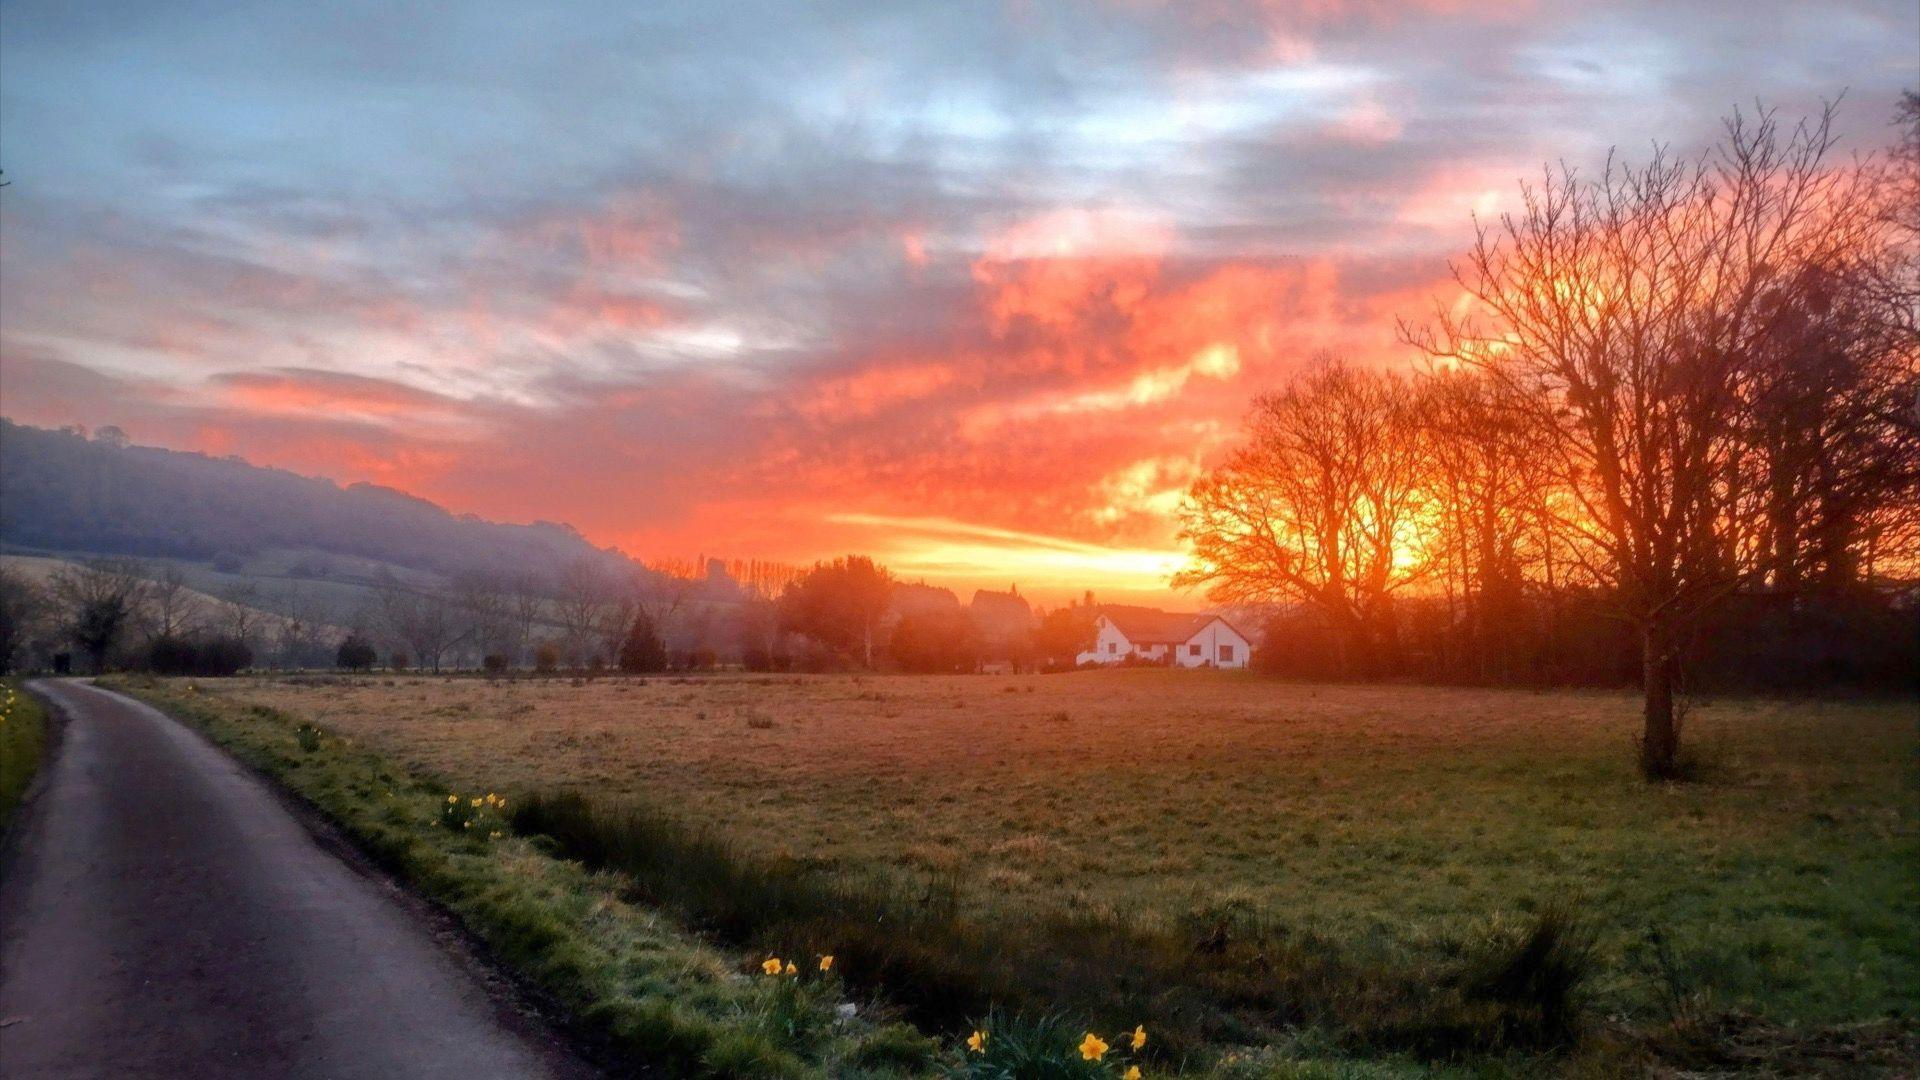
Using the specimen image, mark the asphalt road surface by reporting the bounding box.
[0,679,594,1079]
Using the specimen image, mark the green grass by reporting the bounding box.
[0,679,48,831]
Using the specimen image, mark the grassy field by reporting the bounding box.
[142,671,1918,1074]
[0,680,48,831]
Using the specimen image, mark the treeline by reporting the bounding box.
[1180,102,1920,777]
[0,551,1104,678]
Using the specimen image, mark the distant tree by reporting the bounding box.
[617,610,668,673]
[147,634,251,677]
[481,652,510,677]
[1032,605,1097,668]
[1177,360,1436,677]
[50,560,150,673]
[194,636,252,676]
[0,567,48,674]
[889,610,979,673]
[374,572,466,673]
[779,556,895,666]
[336,633,378,671]
[554,558,628,668]
[389,649,410,672]
[144,564,203,641]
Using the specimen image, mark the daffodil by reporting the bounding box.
[784,961,797,976]
[966,1030,987,1053]
[1131,1025,1146,1050]
[818,955,834,972]
[761,957,783,975]
[1078,1033,1108,1061]
[1124,1068,1142,1080]
[448,794,459,803]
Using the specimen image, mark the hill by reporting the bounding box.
[0,420,638,583]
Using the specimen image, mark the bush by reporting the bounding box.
[147,634,252,676]
[336,633,377,671]
[619,613,668,673]
[482,653,510,676]
[533,642,560,674]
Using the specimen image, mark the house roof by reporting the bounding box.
[1099,607,1216,645]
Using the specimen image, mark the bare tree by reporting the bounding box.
[373,572,466,673]
[1404,103,1908,778]
[1176,359,1437,676]
[49,559,151,672]
[145,564,203,641]
[0,567,50,674]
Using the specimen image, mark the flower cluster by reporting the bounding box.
[759,954,834,977]
[440,790,508,838]
[958,1017,1149,1078]
[0,685,16,726]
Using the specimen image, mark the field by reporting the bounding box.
[182,670,1916,1035]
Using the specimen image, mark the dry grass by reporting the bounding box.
[191,670,1917,1028]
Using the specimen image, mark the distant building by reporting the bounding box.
[1076,606,1251,669]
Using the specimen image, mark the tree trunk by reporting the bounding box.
[1639,618,1681,780]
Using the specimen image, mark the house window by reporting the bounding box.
[1218,644,1235,662]
[1107,641,1117,653]
[1189,643,1201,656]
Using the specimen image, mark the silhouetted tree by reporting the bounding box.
[1406,103,1909,778]
[1177,360,1436,676]
[336,632,378,671]
[617,610,668,673]
[50,560,149,673]
[779,556,895,666]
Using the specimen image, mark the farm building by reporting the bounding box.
[1076,607,1251,669]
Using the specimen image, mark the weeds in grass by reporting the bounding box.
[295,722,323,752]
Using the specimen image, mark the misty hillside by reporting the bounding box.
[0,420,637,581]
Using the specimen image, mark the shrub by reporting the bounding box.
[533,642,560,674]
[482,653,510,676]
[619,613,668,673]
[742,646,773,672]
[147,634,252,676]
[336,633,377,671]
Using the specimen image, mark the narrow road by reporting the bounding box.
[0,680,593,1079]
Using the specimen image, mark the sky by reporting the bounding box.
[2,1,1915,605]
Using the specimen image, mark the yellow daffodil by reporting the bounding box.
[447,794,459,803]
[471,797,483,807]
[818,955,834,972]
[784,961,797,976]
[1131,1025,1146,1050]
[1124,1067,1142,1080]
[966,1030,987,1053]
[1078,1033,1108,1061]
[761,957,783,975]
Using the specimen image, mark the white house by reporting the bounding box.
[1076,608,1252,669]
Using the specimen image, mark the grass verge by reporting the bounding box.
[0,679,48,831]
